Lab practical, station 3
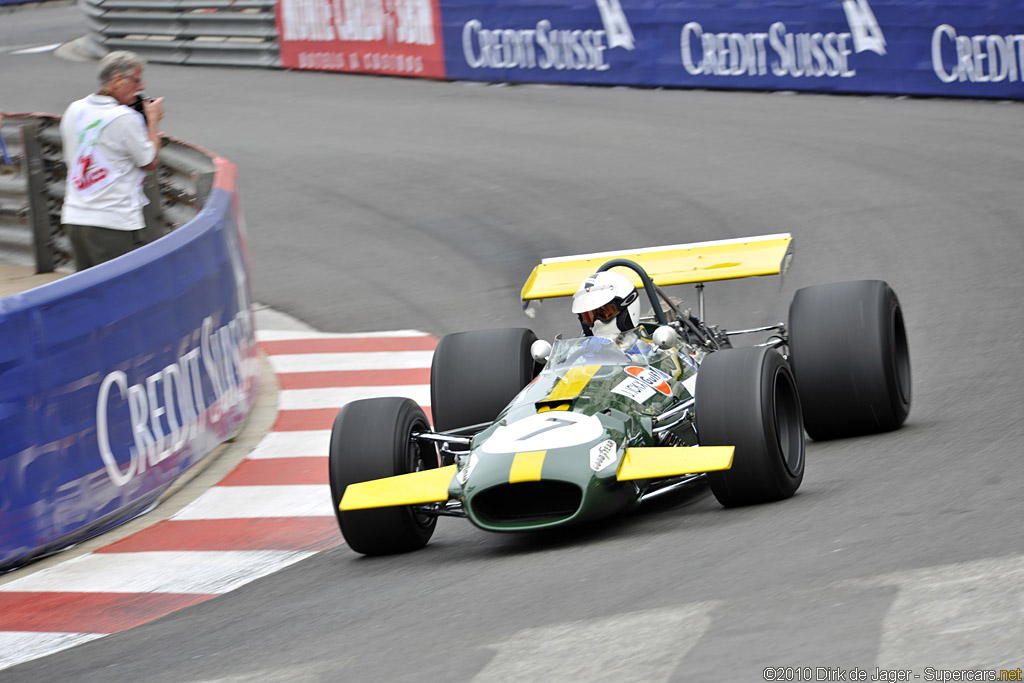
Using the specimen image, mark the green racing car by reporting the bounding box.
[328,234,912,555]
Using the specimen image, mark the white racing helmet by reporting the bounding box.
[572,271,640,338]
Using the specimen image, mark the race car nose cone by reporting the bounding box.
[478,411,604,454]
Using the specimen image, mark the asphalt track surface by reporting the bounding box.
[3,4,1024,681]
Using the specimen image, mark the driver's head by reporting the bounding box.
[572,271,640,338]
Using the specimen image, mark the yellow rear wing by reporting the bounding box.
[521,234,793,303]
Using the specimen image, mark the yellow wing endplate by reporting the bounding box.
[521,234,793,302]
[339,465,458,511]
[616,446,734,481]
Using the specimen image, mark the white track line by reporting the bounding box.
[173,486,333,520]
[0,551,315,594]
[278,385,431,410]
[268,351,435,373]
[247,430,332,459]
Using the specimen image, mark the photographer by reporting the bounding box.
[60,50,164,270]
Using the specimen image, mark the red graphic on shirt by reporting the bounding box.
[73,153,108,191]
[625,366,672,396]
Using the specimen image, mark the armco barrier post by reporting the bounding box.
[18,121,54,273]
[141,169,167,245]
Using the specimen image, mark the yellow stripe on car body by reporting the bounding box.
[537,402,571,412]
[545,365,601,401]
[509,451,546,483]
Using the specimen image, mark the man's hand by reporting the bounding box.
[142,97,164,125]
[140,97,165,171]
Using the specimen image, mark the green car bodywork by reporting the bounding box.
[450,330,702,532]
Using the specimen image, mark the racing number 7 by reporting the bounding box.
[517,416,575,441]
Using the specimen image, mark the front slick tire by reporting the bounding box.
[788,280,911,440]
[697,346,805,507]
[329,397,437,556]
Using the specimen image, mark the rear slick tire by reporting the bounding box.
[697,346,805,507]
[329,397,437,556]
[788,280,911,440]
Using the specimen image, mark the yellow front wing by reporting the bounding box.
[616,446,734,481]
[339,447,733,512]
[339,465,458,511]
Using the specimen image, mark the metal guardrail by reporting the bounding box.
[0,113,215,273]
[80,0,280,67]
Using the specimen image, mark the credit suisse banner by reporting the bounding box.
[0,158,258,571]
[277,0,1024,100]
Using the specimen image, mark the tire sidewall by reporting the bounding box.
[329,398,437,554]
[883,289,912,416]
[762,353,804,484]
[699,346,805,506]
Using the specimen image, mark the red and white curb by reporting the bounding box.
[0,328,436,670]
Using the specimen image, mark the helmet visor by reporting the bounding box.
[580,301,620,326]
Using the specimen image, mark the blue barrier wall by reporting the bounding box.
[0,159,258,571]
[441,0,1024,99]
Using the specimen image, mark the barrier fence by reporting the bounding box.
[59,0,1024,100]
[0,114,214,273]
[80,0,281,68]
[0,121,256,572]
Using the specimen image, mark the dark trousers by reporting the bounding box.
[65,224,146,271]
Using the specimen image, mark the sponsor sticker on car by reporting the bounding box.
[612,366,672,403]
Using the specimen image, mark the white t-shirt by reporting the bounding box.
[60,94,156,231]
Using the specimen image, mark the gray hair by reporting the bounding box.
[98,50,145,86]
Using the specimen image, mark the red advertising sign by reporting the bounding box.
[276,0,446,78]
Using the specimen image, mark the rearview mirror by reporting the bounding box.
[653,326,679,350]
[531,339,552,363]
